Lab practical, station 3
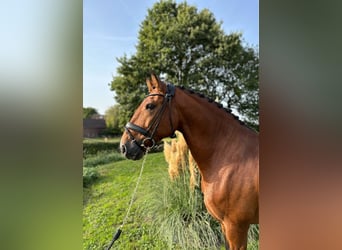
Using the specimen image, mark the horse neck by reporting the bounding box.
[174,88,257,170]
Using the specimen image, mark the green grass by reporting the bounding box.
[83,152,259,249]
[83,167,100,187]
[83,151,125,168]
[145,170,224,249]
[83,137,121,143]
[83,153,169,249]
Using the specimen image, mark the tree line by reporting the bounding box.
[90,0,259,134]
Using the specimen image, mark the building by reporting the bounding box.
[83,118,106,138]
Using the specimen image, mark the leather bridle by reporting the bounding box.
[124,83,176,150]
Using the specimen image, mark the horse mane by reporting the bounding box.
[176,85,254,131]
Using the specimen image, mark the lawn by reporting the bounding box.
[83,152,169,249]
[83,137,121,143]
[83,151,259,249]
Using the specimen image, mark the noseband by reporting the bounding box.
[124,83,176,150]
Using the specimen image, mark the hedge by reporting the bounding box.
[83,140,164,158]
[83,141,120,158]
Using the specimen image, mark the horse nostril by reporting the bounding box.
[121,144,126,153]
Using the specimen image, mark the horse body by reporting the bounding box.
[174,87,259,249]
[120,74,259,250]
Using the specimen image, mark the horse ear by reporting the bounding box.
[146,73,161,93]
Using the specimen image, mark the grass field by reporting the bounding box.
[83,149,259,249]
[83,152,169,249]
[83,137,121,143]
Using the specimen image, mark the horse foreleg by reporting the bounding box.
[222,221,249,250]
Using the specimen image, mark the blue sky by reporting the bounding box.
[83,0,259,114]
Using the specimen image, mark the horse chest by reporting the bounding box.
[201,182,226,221]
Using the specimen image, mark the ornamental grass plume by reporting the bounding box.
[176,131,188,171]
[164,131,199,190]
[165,139,179,180]
[188,151,198,191]
[163,140,171,164]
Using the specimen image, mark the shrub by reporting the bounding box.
[83,152,125,168]
[83,167,99,187]
[83,141,120,158]
[83,139,163,158]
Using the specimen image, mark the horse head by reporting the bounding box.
[120,73,178,160]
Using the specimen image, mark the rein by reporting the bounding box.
[124,83,176,150]
[106,83,176,249]
[106,150,150,250]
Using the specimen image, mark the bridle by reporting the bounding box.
[124,83,176,150]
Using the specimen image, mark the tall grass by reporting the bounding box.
[83,151,125,168]
[82,151,125,187]
[83,167,99,187]
[145,170,224,249]
[143,132,224,249]
[247,224,259,250]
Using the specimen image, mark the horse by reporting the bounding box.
[120,73,259,250]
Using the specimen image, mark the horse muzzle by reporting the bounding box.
[120,140,145,160]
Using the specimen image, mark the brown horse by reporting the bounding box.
[120,74,259,250]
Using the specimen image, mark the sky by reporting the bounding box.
[83,0,259,115]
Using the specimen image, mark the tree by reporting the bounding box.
[110,0,259,130]
[104,105,121,135]
[83,107,98,119]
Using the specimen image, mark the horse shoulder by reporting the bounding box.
[201,162,258,224]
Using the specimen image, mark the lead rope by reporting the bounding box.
[105,150,150,250]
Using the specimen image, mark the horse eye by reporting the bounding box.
[146,103,156,110]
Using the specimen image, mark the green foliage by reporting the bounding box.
[144,170,225,249]
[83,153,170,249]
[248,224,259,249]
[110,0,259,129]
[83,107,98,119]
[83,150,125,196]
[98,127,121,137]
[83,152,259,249]
[104,105,122,134]
[83,152,125,168]
[83,138,163,159]
[83,167,99,187]
[83,137,121,143]
[83,141,120,158]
